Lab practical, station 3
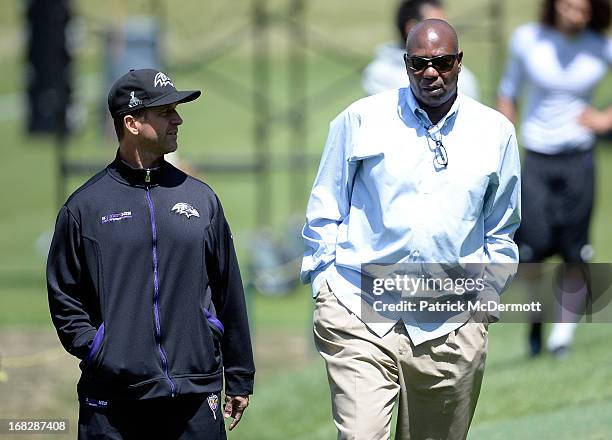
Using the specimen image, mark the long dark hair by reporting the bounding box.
[540,0,611,34]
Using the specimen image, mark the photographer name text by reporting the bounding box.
[372,299,542,313]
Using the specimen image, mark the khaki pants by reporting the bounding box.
[313,282,488,440]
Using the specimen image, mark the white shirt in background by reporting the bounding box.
[498,23,612,154]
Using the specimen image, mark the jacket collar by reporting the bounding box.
[107,151,171,187]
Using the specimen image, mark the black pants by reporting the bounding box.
[78,393,226,440]
[516,148,594,263]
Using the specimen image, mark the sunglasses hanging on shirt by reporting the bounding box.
[423,127,448,169]
[432,139,448,167]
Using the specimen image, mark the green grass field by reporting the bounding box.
[0,0,611,439]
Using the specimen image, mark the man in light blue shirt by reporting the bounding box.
[301,19,520,439]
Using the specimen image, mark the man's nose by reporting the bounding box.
[172,111,183,126]
[422,64,439,78]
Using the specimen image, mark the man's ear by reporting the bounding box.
[124,115,140,136]
[457,51,464,66]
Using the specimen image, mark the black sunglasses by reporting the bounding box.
[404,54,459,73]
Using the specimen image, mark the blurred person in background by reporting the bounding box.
[47,69,254,439]
[497,0,612,357]
[362,0,480,100]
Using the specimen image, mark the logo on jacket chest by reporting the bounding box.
[101,211,133,224]
[171,202,200,219]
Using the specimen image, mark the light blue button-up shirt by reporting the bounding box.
[301,87,521,345]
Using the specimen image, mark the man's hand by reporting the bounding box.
[224,395,249,430]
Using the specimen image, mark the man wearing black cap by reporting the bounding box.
[47,69,255,439]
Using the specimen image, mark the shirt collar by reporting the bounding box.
[400,87,461,132]
[107,150,172,187]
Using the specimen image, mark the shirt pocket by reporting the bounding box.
[346,149,386,221]
[347,150,385,183]
[348,130,386,174]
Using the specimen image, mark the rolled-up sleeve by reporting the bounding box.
[300,110,360,295]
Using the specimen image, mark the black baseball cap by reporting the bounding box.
[108,69,201,117]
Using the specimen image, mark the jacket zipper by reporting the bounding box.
[145,183,177,397]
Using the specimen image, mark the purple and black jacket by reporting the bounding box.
[46,156,255,402]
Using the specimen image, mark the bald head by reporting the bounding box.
[403,18,462,121]
[406,18,458,54]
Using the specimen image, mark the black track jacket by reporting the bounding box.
[47,155,255,401]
